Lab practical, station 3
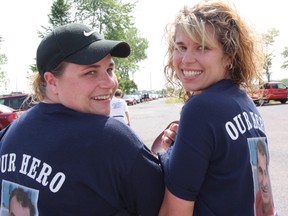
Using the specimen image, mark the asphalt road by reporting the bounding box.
[129,98,288,216]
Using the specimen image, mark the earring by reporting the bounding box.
[227,64,233,70]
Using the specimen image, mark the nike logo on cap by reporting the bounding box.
[83,29,97,37]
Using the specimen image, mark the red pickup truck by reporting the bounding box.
[250,82,288,106]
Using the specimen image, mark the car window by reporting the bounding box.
[0,95,33,110]
[277,83,287,89]
[263,83,270,89]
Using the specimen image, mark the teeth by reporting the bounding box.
[92,95,110,100]
[183,70,202,76]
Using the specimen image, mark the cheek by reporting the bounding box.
[112,75,118,92]
[172,52,182,67]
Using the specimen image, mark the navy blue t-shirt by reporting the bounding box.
[160,80,269,215]
[0,103,164,215]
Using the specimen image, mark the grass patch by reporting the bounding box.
[165,97,183,104]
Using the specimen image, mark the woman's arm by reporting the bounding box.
[158,188,194,216]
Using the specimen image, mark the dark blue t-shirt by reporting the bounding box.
[160,80,268,215]
[0,103,164,215]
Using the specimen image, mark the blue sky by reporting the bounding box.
[0,0,287,93]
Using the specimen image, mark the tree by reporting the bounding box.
[35,0,148,93]
[38,0,72,38]
[0,36,9,93]
[281,46,288,70]
[262,28,279,82]
[72,0,148,92]
[113,27,148,93]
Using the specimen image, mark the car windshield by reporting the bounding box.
[0,95,32,110]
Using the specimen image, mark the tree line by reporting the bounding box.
[1,0,288,94]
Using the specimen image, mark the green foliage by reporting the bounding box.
[164,97,183,104]
[38,0,72,38]
[49,0,72,26]
[32,0,147,93]
[281,46,288,70]
[280,78,288,85]
[0,36,7,65]
[72,0,146,92]
[118,78,137,94]
[0,36,9,92]
[262,28,279,81]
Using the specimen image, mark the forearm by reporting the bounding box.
[158,188,194,216]
[125,112,130,125]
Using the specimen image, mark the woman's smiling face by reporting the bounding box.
[47,54,118,115]
[172,26,231,92]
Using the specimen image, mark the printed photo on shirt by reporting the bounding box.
[248,137,277,216]
[0,180,39,216]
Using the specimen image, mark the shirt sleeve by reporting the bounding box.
[159,98,214,201]
[120,145,164,216]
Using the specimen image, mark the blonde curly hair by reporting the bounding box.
[164,0,265,102]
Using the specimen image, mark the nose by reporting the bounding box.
[182,50,197,64]
[263,172,269,186]
[99,72,117,89]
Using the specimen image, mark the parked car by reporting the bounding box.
[150,93,159,100]
[132,92,144,103]
[250,82,288,106]
[0,93,34,111]
[123,95,137,105]
[132,94,141,103]
[0,104,20,130]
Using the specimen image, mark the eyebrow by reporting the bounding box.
[84,62,115,69]
[175,42,184,45]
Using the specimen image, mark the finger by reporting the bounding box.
[161,134,174,150]
[164,130,176,142]
[169,123,179,133]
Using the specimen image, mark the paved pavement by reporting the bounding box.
[257,103,288,216]
[129,99,288,215]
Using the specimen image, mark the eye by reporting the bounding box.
[175,45,187,52]
[107,67,114,75]
[197,45,209,51]
[86,71,96,76]
[174,44,187,52]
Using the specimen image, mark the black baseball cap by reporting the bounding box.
[36,23,131,76]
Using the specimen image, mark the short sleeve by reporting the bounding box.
[120,145,164,215]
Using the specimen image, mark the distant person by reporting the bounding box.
[156,1,275,215]
[255,140,277,216]
[110,89,130,126]
[9,187,35,216]
[0,23,164,215]
[143,93,149,102]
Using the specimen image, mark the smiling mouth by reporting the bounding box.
[261,185,269,193]
[183,70,202,77]
[91,95,111,101]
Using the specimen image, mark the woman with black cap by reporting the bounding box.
[0,23,164,215]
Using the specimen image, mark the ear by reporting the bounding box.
[224,55,232,68]
[44,72,59,94]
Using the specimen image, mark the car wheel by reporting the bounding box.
[258,98,265,106]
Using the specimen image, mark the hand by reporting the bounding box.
[161,122,178,150]
[151,120,179,155]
